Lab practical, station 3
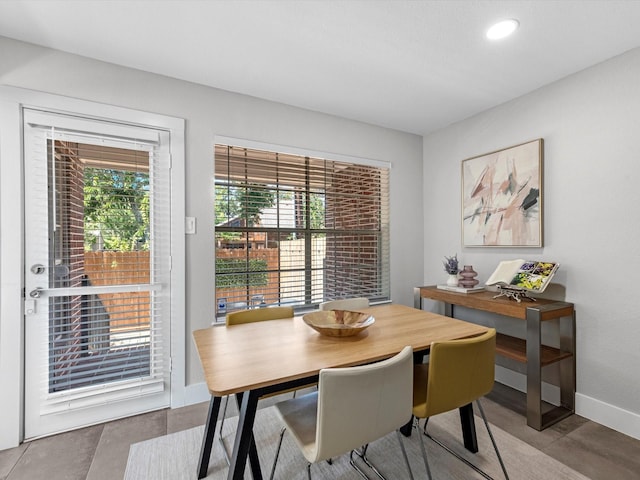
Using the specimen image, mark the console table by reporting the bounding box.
[414,285,576,431]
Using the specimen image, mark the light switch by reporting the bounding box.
[185,217,197,234]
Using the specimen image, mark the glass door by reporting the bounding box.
[23,109,172,438]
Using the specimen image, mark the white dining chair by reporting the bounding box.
[269,346,415,480]
[318,297,369,311]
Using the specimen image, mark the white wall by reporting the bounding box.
[422,47,640,440]
[0,36,423,448]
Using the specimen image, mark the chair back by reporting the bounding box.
[422,329,496,418]
[319,297,369,311]
[313,346,413,462]
[226,306,294,326]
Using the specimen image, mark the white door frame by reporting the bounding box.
[0,86,186,449]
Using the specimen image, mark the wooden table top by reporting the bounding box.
[192,303,488,396]
[416,285,574,321]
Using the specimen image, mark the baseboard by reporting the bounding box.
[497,367,640,441]
[576,393,640,441]
[184,382,210,406]
[496,366,525,391]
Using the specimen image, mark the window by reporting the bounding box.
[214,143,390,320]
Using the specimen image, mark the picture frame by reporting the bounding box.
[462,139,543,247]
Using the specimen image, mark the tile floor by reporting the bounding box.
[1,383,639,480]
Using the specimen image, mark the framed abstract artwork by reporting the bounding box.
[462,139,543,247]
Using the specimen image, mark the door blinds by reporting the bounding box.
[24,109,171,413]
[214,143,390,320]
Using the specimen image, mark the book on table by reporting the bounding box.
[436,284,485,294]
[485,259,559,293]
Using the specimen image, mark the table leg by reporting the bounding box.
[401,405,478,454]
[399,417,413,437]
[459,403,478,453]
[413,287,422,309]
[444,302,454,317]
[197,395,222,479]
[400,349,431,437]
[526,308,543,430]
[559,312,576,413]
[227,390,262,480]
[443,301,477,453]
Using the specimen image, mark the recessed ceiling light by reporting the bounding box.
[486,19,519,40]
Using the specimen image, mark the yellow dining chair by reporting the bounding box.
[319,297,369,311]
[218,306,297,464]
[269,346,415,480]
[226,305,295,325]
[412,328,509,480]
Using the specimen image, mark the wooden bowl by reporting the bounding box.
[302,310,375,337]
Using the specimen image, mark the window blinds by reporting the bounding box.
[214,143,390,320]
[24,109,170,413]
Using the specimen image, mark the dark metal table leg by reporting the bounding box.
[526,308,543,430]
[198,395,222,479]
[443,302,477,453]
[401,348,430,438]
[400,416,414,437]
[560,312,576,413]
[227,390,262,480]
[459,403,479,453]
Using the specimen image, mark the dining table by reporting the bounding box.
[192,303,489,480]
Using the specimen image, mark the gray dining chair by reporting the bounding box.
[318,297,369,311]
[269,346,415,480]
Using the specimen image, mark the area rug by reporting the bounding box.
[125,406,589,480]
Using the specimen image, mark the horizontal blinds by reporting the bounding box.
[46,291,163,384]
[214,144,390,320]
[24,112,169,413]
[26,107,160,144]
[53,138,151,275]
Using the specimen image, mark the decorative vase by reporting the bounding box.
[458,265,479,288]
[446,273,459,286]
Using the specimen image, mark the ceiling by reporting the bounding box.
[1,0,639,135]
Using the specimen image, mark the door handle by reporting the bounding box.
[29,288,44,298]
